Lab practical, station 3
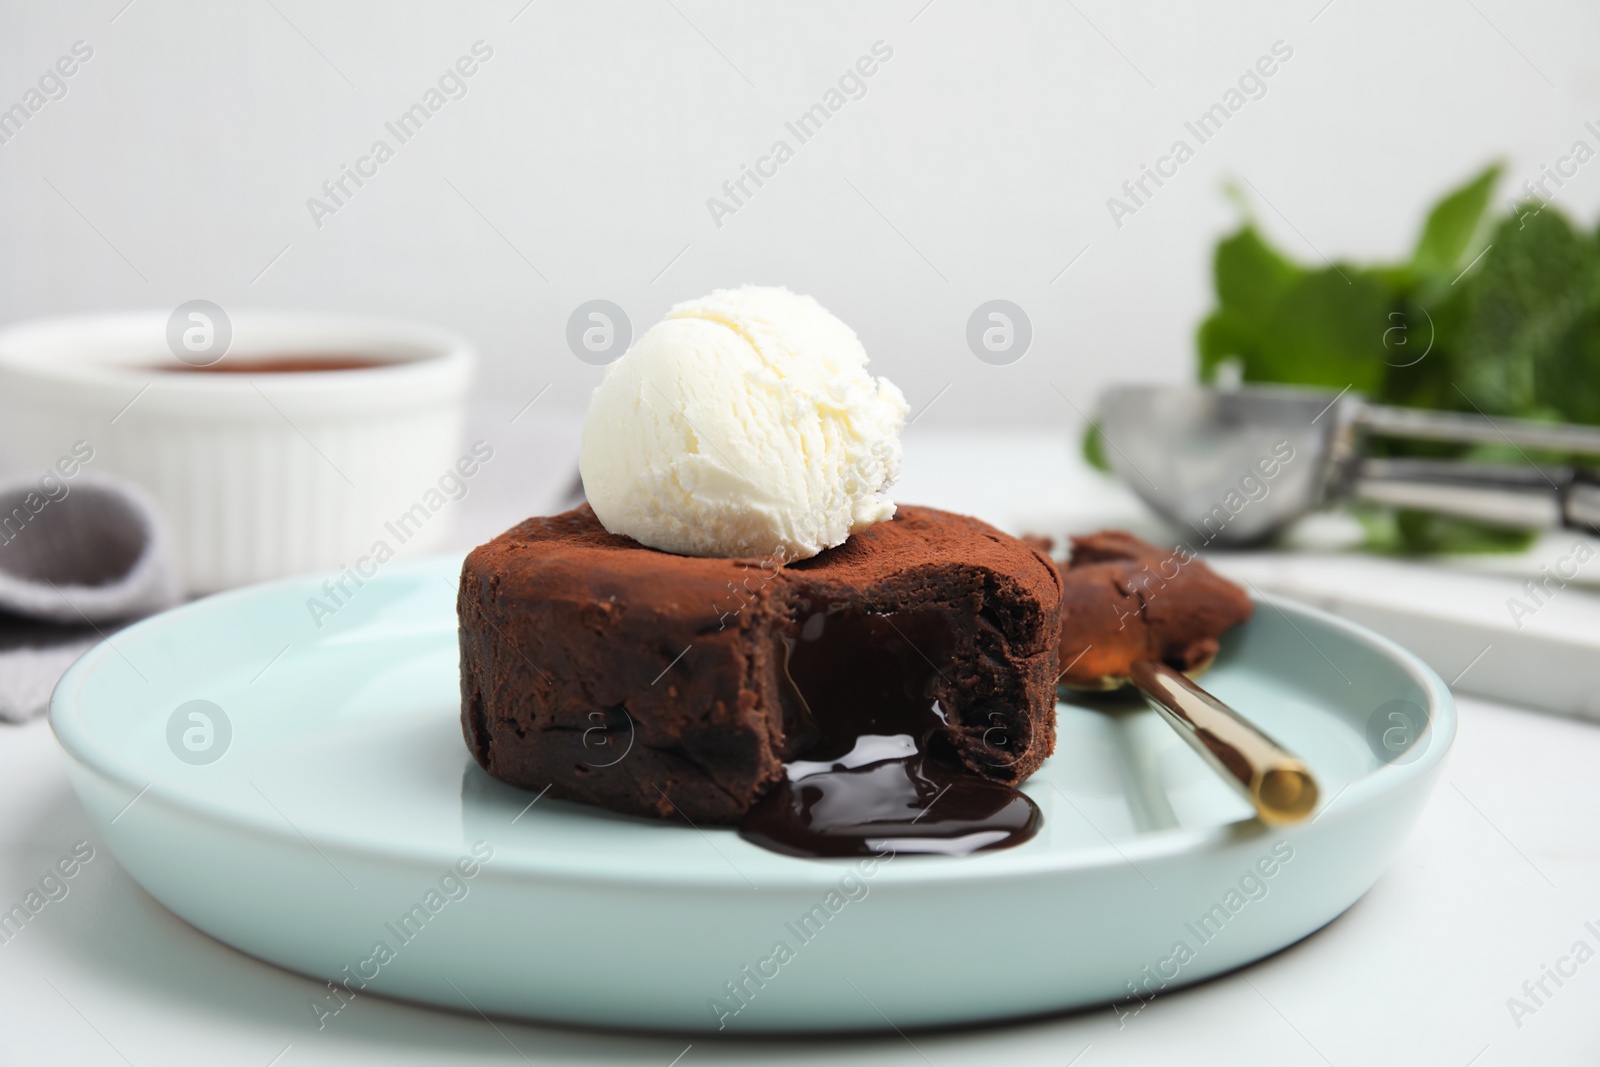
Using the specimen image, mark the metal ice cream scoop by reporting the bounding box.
[1095,384,1600,545]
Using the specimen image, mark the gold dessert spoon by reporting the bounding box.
[1122,659,1318,826]
[1063,659,1319,826]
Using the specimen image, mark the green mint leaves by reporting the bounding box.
[1194,162,1600,554]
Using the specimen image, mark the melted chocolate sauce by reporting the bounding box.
[739,606,1042,858]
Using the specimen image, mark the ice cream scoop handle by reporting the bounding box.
[1359,404,1600,456]
[1352,459,1562,529]
[1128,660,1319,826]
[1351,458,1600,532]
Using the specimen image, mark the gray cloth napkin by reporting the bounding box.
[0,475,179,722]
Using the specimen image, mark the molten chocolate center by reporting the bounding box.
[738,606,1042,858]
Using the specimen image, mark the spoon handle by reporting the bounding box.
[1128,660,1319,826]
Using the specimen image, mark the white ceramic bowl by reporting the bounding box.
[0,311,475,593]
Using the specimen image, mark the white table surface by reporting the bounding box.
[4,416,1600,1065]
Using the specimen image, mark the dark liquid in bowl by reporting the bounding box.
[157,354,392,373]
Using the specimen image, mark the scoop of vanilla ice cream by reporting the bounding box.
[579,285,908,559]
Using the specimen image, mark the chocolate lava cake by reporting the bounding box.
[1055,530,1254,690]
[458,504,1062,825]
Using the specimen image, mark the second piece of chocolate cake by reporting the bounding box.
[1056,530,1253,690]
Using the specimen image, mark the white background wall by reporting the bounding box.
[2,0,1598,426]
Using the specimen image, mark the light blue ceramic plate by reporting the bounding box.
[51,555,1453,1034]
